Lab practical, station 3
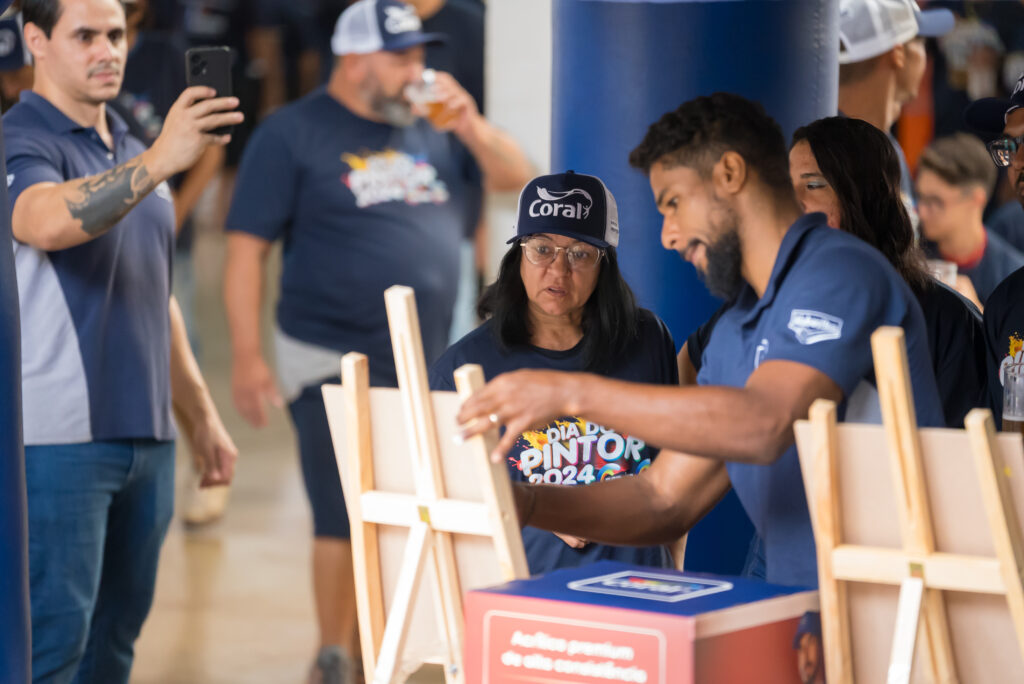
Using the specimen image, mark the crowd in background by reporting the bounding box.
[9,1,1024,684]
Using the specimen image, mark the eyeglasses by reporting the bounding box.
[520,239,604,270]
[986,134,1024,167]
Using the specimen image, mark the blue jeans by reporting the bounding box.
[25,439,175,684]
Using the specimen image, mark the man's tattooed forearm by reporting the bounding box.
[64,161,157,236]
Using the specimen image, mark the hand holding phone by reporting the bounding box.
[186,46,235,136]
[145,48,242,180]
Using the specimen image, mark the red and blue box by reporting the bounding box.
[465,561,819,684]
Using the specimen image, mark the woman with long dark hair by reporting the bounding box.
[429,171,678,574]
[789,116,988,427]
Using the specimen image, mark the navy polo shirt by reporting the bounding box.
[696,214,943,588]
[4,91,176,444]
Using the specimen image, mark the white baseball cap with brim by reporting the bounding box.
[839,0,955,65]
[332,0,446,57]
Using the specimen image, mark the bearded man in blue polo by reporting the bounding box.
[459,93,944,590]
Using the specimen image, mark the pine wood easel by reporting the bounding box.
[321,285,528,684]
[794,326,1024,683]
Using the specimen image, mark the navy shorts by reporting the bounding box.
[287,376,350,539]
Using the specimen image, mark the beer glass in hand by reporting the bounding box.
[1003,363,1024,434]
[404,69,460,129]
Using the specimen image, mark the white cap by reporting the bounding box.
[839,0,955,65]
[331,0,445,57]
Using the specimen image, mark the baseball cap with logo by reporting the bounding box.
[839,0,954,65]
[331,0,445,57]
[964,72,1024,138]
[510,171,620,249]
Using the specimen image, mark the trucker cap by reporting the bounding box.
[964,71,1024,138]
[839,0,955,65]
[510,171,620,249]
[331,0,445,57]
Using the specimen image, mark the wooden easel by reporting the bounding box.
[794,326,1024,683]
[321,285,528,684]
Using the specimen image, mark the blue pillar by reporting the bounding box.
[551,0,838,575]
[0,0,30,676]
[0,117,29,682]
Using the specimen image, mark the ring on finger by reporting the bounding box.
[488,413,500,425]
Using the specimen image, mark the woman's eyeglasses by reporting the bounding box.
[986,134,1024,167]
[520,239,604,270]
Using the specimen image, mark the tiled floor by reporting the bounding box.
[131,191,444,684]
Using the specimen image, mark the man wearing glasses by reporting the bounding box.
[967,73,1024,424]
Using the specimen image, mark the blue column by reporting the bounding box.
[0,116,29,681]
[551,0,838,574]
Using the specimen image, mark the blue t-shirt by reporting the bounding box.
[4,92,176,444]
[695,214,944,588]
[226,89,473,386]
[962,230,1024,306]
[429,309,678,576]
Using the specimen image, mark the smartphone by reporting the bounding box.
[185,46,234,136]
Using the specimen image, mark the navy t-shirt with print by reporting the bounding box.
[4,92,176,444]
[226,88,472,385]
[696,214,943,588]
[983,265,1024,424]
[429,309,678,576]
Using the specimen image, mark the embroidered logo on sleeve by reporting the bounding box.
[788,309,844,345]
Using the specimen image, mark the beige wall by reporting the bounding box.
[484,0,553,279]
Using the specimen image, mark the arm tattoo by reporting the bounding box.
[64,160,157,236]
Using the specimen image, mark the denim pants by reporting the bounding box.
[25,439,175,684]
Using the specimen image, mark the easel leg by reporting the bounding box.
[372,522,433,684]
[887,577,924,684]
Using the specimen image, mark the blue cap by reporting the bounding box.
[965,71,1024,139]
[509,171,620,249]
[332,0,446,56]
[0,15,27,72]
[792,611,822,649]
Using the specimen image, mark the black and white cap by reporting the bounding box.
[331,0,446,57]
[510,171,620,249]
[964,72,1024,138]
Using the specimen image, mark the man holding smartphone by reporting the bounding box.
[5,0,240,681]
[223,0,532,680]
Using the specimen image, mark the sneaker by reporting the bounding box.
[182,477,231,527]
[309,645,353,684]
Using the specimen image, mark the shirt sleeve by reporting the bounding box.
[4,132,65,214]
[428,349,458,391]
[763,249,912,399]
[686,303,728,374]
[224,118,297,242]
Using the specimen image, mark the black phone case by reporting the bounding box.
[185,46,234,136]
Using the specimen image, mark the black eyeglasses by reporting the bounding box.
[986,135,1024,167]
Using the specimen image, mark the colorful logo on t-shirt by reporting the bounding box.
[999,332,1024,385]
[510,418,650,486]
[342,149,449,208]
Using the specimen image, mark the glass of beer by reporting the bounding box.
[404,69,460,129]
[1003,363,1024,433]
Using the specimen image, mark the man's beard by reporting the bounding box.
[362,75,415,127]
[697,205,744,301]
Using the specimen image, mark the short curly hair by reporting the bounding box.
[628,92,792,195]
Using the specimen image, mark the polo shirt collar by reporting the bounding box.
[18,90,130,146]
[741,212,828,324]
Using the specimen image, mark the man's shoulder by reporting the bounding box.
[789,223,898,287]
[986,229,1024,266]
[3,99,48,133]
[986,265,1024,323]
